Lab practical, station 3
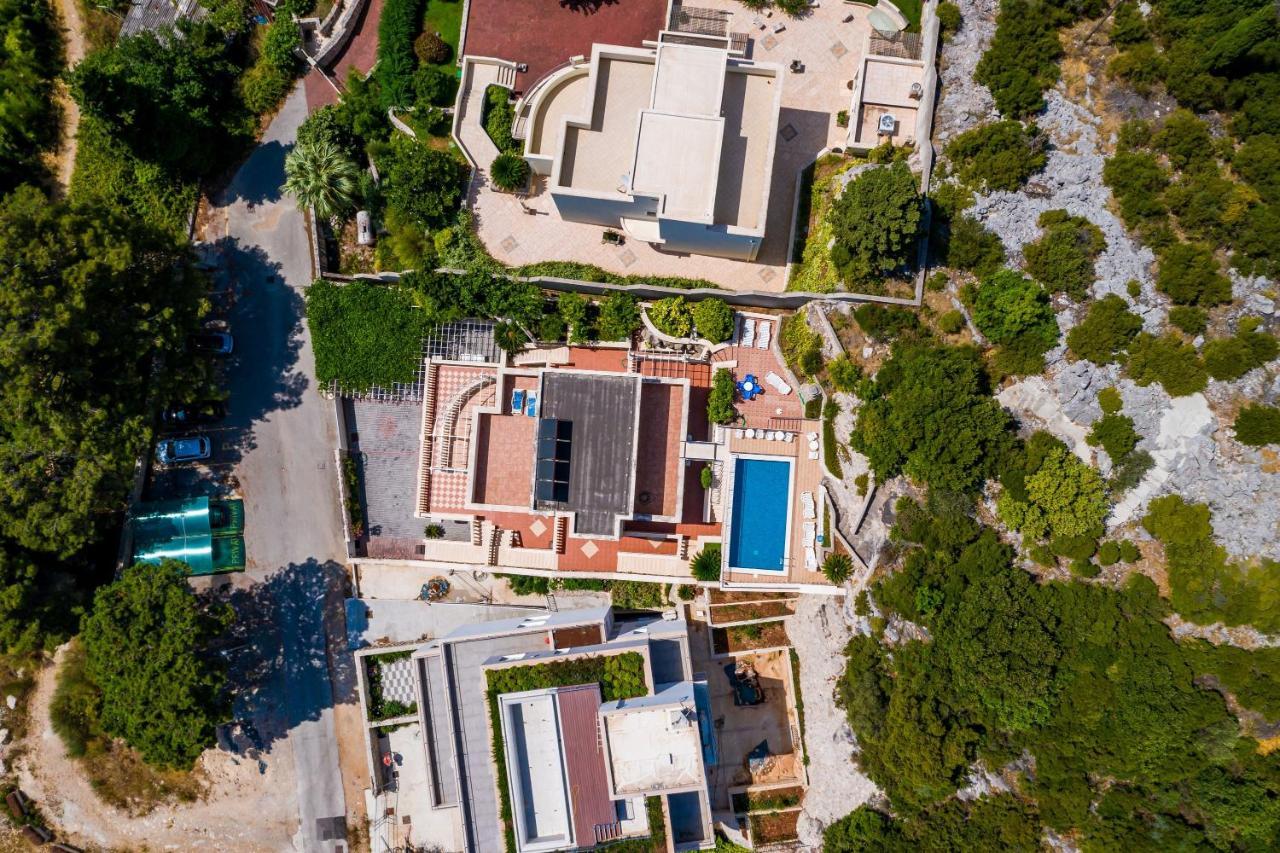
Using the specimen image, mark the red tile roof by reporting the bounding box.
[556,684,617,847]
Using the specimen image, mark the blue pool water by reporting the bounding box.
[728,457,790,571]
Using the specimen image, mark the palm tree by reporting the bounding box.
[283,139,361,224]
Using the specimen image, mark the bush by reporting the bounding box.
[1066,295,1142,364]
[827,356,862,392]
[690,544,721,582]
[239,60,293,115]
[413,65,457,108]
[707,369,736,425]
[937,310,965,335]
[1087,413,1139,461]
[700,465,713,490]
[1117,540,1141,563]
[1097,540,1121,566]
[780,314,824,376]
[941,214,1006,276]
[1102,150,1170,228]
[937,1,961,40]
[414,29,451,65]
[1153,110,1213,172]
[1109,448,1153,492]
[830,161,922,285]
[1050,534,1097,561]
[1126,333,1207,397]
[1233,404,1280,446]
[855,473,869,496]
[298,105,361,160]
[944,120,1047,192]
[597,292,639,341]
[691,298,734,343]
[1155,242,1232,306]
[852,304,921,342]
[538,311,566,342]
[973,0,1094,117]
[823,553,855,585]
[1097,386,1123,414]
[968,269,1057,349]
[997,439,1107,541]
[1022,210,1106,299]
[1070,557,1100,578]
[483,85,517,153]
[1029,544,1055,566]
[649,296,695,338]
[489,152,529,191]
[380,135,467,230]
[1202,326,1278,381]
[1168,305,1207,336]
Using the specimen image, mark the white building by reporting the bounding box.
[516,33,784,261]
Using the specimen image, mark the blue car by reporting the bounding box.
[156,436,212,465]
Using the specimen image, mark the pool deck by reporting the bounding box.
[723,426,827,588]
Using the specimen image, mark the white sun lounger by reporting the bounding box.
[765,371,791,395]
[805,546,818,570]
[756,321,771,349]
[808,450,819,460]
[741,318,756,347]
[803,522,816,547]
[801,491,816,520]
[784,432,795,443]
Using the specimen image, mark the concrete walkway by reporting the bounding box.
[454,60,507,174]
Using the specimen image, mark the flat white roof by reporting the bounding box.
[499,691,572,852]
[630,111,723,221]
[602,699,703,795]
[650,43,726,117]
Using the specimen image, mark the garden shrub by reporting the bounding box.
[538,311,566,342]
[854,473,869,496]
[413,65,457,108]
[780,313,824,376]
[937,310,965,335]
[298,104,361,160]
[968,269,1057,349]
[830,161,922,285]
[1155,242,1232,306]
[483,85,517,153]
[1168,305,1207,336]
[489,152,529,191]
[824,400,844,478]
[379,134,467,229]
[1022,210,1106,299]
[1125,333,1208,397]
[941,214,1006,276]
[501,573,549,596]
[597,292,639,341]
[700,464,713,490]
[944,120,1047,192]
[649,296,694,338]
[691,544,721,582]
[414,29,451,65]
[239,60,293,115]
[1050,534,1096,561]
[1066,295,1142,365]
[1097,541,1121,567]
[1070,557,1100,578]
[1233,404,1280,447]
[1117,540,1140,563]
[611,581,667,611]
[556,292,589,343]
[707,369,736,425]
[691,298,734,343]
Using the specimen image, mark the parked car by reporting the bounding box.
[189,332,234,355]
[156,435,212,465]
[161,401,227,427]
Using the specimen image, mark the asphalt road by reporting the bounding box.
[199,84,350,852]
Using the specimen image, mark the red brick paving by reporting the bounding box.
[565,346,630,372]
[461,0,668,91]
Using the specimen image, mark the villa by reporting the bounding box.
[356,606,717,852]
[344,311,848,593]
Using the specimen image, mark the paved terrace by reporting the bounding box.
[467,1,874,291]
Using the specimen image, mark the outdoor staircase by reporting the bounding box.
[495,62,517,88]
[415,362,441,515]
[553,516,568,554]
[486,525,502,566]
[678,535,689,560]
[470,517,484,546]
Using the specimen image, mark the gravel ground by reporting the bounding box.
[786,595,878,847]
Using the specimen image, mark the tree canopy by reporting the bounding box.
[82,561,229,768]
[830,161,922,285]
[0,0,63,193]
[851,343,1013,492]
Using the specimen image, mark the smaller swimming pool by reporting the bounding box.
[727,457,791,572]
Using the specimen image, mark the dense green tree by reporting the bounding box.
[0,187,206,555]
[827,356,862,392]
[1088,412,1140,461]
[1157,242,1233,306]
[1022,210,1106,299]
[0,0,63,193]
[1126,332,1208,397]
[1103,149,1170,227]
[556,292,590,344]
[968,268,1057,349]
[1153,109,1214,172]
[69,22,248,180]
[998,441,1107,541]
[82,561,230,768]
[1066,295,1142,364]
[944,120,1047,191]
[830,161,922,284]
[690,298,734,344]
[296,104,362,160]
[939,213,1006,276]
[648,296,695,338]
[851,343,1013,493]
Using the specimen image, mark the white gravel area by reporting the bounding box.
[786,595,879,846]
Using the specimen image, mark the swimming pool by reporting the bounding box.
[727,457,791,572]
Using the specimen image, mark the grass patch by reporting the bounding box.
[421,0,463,72]
[49,640,203,816]
[789,648,809,764]
[611,581,668,611]
[894,0,922,33]
[516,260,720,290]
[76,0,125,53]
[789,154,865,293]
[822,403,844,478]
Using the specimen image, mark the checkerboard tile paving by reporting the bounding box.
[377,656,416,707]
[430,471,470,512]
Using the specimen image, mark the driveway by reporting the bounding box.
[197,84,351,853]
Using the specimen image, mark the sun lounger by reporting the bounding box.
[804,522,816,547]
[801,491,816,520]
[741,317,756,347]
[511,389,525,414]
[784,432,795,443]
[805,546,818,570]
[756,321,771,349]
[808,450,819,460]
[807,431,818,441]
[765,371,791,395]
[525,393,537,416]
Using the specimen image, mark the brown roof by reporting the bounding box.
[555,684,617,847]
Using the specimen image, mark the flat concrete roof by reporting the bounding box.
[650,43,726,117]
[601,685,704,796]
[538,372,640,536]
[631,111,723,221]
[500,690,572,851]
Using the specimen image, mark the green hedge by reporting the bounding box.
[376,0,426,108]
[305,279,429,394]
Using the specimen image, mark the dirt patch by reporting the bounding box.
[708,601,797,625]
[749,808,800,844]
[713,620,791,654]
[708,589,797,605]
